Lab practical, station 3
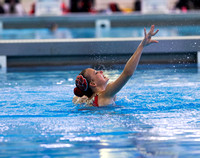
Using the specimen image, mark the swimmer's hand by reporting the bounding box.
[142,25,159,47]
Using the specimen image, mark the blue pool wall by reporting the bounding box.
[0,37,199,68]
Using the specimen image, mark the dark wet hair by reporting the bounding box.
[74,69,94,98]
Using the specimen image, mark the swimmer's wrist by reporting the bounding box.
[140,41,145,48]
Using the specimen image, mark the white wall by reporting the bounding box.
[21,0,35,13]
[21,0,70,13]
[95,0,179,11]
[20,0,179,14]
[95,0,134,10]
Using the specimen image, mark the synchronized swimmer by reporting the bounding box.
[73,25,159,107]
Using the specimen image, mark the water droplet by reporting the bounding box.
[56,81,64,85]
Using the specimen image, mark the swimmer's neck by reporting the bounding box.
[91,84,108,95]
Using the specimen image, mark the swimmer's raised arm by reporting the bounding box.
[103,25,159,98]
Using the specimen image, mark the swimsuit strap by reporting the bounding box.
[92,94,99,107]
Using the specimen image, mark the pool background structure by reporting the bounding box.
[0,64,200,157]
[0,12,200,40]
[1,12,200,69]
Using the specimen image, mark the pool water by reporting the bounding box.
[0,64,200,157]
[0,25,200,40]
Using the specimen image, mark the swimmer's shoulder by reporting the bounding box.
[73,95,96,107]
[72,95,88,105]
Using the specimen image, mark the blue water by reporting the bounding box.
[0,25,200,40]
[0,64,200,157]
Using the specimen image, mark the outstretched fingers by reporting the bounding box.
[150,25,155,33]
[144,27,147,37]
[151,39,159,43]
[152,29,159,36]
[149,25,159,36]
[142,25,159,46]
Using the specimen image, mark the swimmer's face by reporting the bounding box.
[85,68,109,87]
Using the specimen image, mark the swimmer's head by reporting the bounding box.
[74,69,93,98]
[74,68,109,98]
